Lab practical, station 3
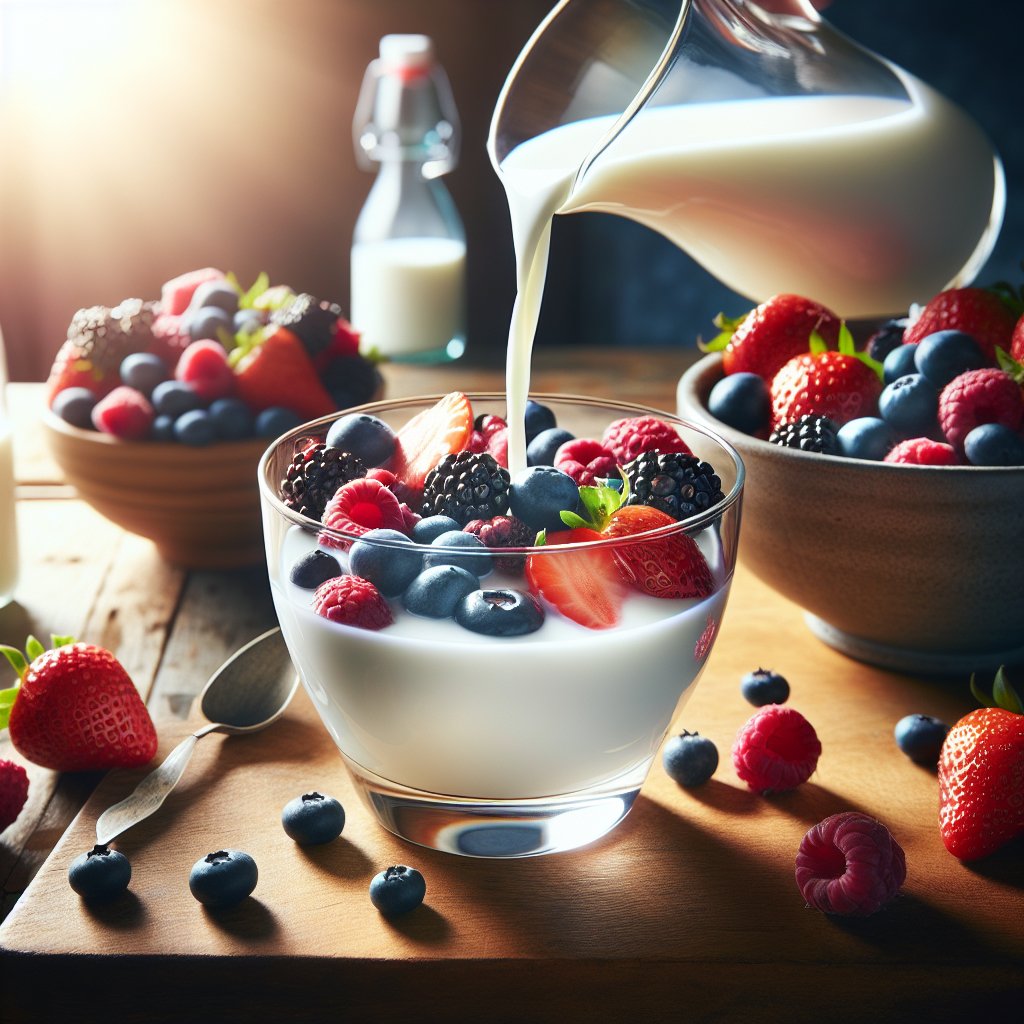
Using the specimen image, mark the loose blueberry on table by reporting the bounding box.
[369,865,427,917]
[740,668,790,707]
[188,849,258,909]
[68,844,132,902]
[662,731,719,787]
[893,713,949,765]
[281,792,346,845]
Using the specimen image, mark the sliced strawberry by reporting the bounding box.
[525,527,625,629]
[388,392,473,489]
[602,505,714,599]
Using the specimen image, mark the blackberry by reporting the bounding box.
[270,293,342,356]
[624,451,724,521]
[421,451,511,525]
[463,514,534,573]
[281,442,366,520]
[320,354,383,409]
[769,415,840,455]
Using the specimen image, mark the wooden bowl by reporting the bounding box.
[43,412,272,569]
[677,353,1024,673]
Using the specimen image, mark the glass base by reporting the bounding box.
[344,756,642,858]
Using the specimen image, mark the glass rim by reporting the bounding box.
[257,390,745,553]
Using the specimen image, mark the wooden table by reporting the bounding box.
[0,354,1020,1022]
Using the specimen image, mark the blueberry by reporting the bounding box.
[423,530,492,577]
[189,281,240,316]
[188,849,258,909]
[255,406,303,439]
[281,791,345,845]
[707,372,771,435]
[350,528,423,596]
[152,379,203,418]
[173,408,216,446]
[878,374,938,436]
[913,329,986,388]
[866,317,909,362]
[186,305,234,342]
[964,423,1024,466]
[882,344,918,384]
[51,387,97,429]
[289,549,342,589]
[68,844,131,901]
[740,668,790,706]
[119,352,168,396]
[455,588,545,636]
[662,731,719,787]
[508,466,580,532]
[894,713,949,765]
[326,413,396,467]
[209,397,255,440]
[411,514,461,545]
[403,564,479,618]
[526,427,575,466]
[368,865,426,917]
[836,417,897,461]
[524,400,557,442]
[152,414,176,442]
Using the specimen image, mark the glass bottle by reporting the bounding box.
[0,325,19,608]
[351,34,466,363]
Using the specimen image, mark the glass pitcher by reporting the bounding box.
[488,0,1005,319]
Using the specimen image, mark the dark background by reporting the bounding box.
[2,0,1022,381]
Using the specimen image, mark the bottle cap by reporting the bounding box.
[379,34,435,73]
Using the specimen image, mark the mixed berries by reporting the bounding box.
[47,268,382,445]
[279,393,725,636]
[704,284,1024,466]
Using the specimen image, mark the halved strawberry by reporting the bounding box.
[525,528,625,630]
[388,392,473,489]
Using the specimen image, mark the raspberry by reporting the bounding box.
[795,811,906,917]
[175,340,235,402]
[321,478,407,548]
[938,367,1024,453]
[312,575,392,630]
[0,759,30,832]
[365,467,421,509]
[468,414,509,467]
[601,415,692,464]
[554,437,619,485]
[883,438,958,466]
[91,386,155,439]
[732,705,821,794]
[463,514,534,573]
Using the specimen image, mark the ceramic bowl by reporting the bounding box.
[677,353,1024,673]
[43,412,273,569]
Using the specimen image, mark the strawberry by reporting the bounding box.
[0,758,29,832]
[525,527,626,629]
[563,479,714,599]
[903,286,1019,363]
[770,326,883,429]
[231,325,335,421]
[45,340,107,404]
[703,294,841,381]
[938,667,1024,861]
[388,391,474,490]
[0,636,157,772]
[1011,313,1024,363]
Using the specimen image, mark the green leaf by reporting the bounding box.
[238,271,271,310]
[809,330,828,355]
[0,685,19,731]
[697,311,747,353]
[996,346,1024,384]
[25,636,45,660]
[534,529,547,546]
[51,635,75,649]
[560,511,589,529]
[837,322,856,355]
[0,646,28,682]
[969,671,994,707]
[992,666,1024,714]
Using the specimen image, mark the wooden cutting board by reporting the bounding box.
[0,565,1020,1023]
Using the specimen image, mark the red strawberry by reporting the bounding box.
[1011,314,1024,363]
[903,286,1018,363]
[160,267,225,317]
[0,636,157,772]
[45,340,106,404]
[937,367,1023,454]
[91,386,155,439]
[525,527,626,630]
[770,331,883,429]
[0,759,29,832]
[708,294,842,380]
[554,437,618,486]
[938,668,1024,861]
[601,416,690,465]
[175,340,236,402]
[602,504,713,599]
[232,326,335,420]
[388,392,474,490]
[312,575,392,630]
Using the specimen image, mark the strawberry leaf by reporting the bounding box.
[235,271,270,311]
[993,666,1024,714]
[51,635,75,649]
[0,685,18,730]
[988,280,1024,317]
[969,671,995,707]
[697,311,747,353]
[560,511,590,529]
[25,636,45,660]
[809,330,828,355]
[0,646,28,682]
[995,346,1024,384]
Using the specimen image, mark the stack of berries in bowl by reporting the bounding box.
[699,287,1024,466]
[46,267,382,444]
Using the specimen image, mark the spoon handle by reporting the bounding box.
[95,728,210,846]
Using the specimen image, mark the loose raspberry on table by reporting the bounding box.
[795,811,906,917]
[554,437,619,485]
[0,759,30,832]
[938,367,1024,453]
[883,438,958,466]
[312,575,393,630]
[732,705,821,794]
[321,478,407,548]
[601,416,692,464]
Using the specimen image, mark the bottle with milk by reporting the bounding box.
[0,326,19,608]
[351,34,466,363]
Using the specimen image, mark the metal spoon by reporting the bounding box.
[95,627,298,846]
